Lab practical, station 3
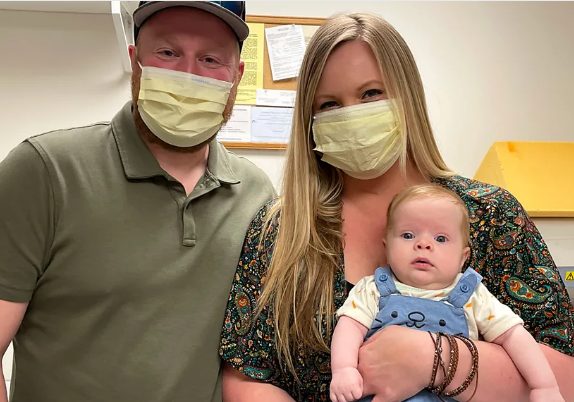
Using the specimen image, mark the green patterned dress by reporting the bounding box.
[220,175,574,401]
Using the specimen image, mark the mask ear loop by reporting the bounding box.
[133,47,144,71]
[309,119,322,156]
[228,71,240,90]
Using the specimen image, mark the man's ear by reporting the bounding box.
[460,246,470,269]
[128,44,139,72]
[236,60,245,85]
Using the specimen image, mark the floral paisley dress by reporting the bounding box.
[220,175,574,401]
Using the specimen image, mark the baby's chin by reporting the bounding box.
[402,273,454,290]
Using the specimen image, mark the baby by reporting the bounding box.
[330,184,563,402]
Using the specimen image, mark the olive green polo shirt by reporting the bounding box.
[0,101,275,402]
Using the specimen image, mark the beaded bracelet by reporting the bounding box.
[427,332,480,402]
[430,332,459,395]
[427,331,443,389]
[427,332,450,402]
[443,334,479,401]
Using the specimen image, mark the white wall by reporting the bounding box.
[250,1,574,175]
[2,1,574,184]
[1,1,573,387]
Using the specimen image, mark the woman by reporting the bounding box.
[219,12,574,402]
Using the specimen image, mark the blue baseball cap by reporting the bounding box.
[133,1,248,45]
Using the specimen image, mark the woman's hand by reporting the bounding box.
[357,325,433,402]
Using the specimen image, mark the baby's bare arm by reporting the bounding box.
[331,316,369,372]
[493,324,563,401]
[330,316,369,402]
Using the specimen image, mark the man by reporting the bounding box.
[0,2,275,401]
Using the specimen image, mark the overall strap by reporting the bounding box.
[447,268,483,308]
[373,267,397,311]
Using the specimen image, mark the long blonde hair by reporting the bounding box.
[256,12,453,378]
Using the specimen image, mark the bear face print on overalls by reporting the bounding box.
[355,266,483,402]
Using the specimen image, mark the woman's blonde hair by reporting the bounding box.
[385,184,470,247]
[256,12,454,378]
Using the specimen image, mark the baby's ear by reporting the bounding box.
[460,246,470,268]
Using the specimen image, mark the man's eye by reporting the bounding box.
[401,233,414,239]
[204,57,217,63]
[435,236,447,243]
[160,50,175,57]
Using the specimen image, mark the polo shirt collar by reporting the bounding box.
[205,139,240,184]
[112,101,240,185]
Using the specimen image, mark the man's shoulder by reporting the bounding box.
[216,142,274,188]
[26,121,113,158]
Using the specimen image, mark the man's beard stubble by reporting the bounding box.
[130,68,238,154]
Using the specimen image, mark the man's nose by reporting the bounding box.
[176,57,200,75]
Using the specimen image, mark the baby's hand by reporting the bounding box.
[330,367,363,402]
[530,386,565,402]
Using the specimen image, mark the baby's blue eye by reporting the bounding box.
[436,236,447,243]
[401,233,414,240]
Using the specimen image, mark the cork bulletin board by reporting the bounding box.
[220,15,325,150]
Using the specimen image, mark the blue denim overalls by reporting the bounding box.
[355,266,483,402]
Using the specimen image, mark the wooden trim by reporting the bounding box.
[246,15,326,26]
[221,142,288,150]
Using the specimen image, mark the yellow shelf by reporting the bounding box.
[474,141,574,217]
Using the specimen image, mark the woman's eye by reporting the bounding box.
[362,89,383,99]
[319,101,338,110]
[401,233,414,240]
[435,236,447,243]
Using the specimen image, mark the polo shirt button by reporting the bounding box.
[379,274,388,282]
[460,284,469,292]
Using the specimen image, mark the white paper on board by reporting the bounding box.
[251,107,294,143]
[256,89,296,108]
[265,24,306,81]
[218,105,252,142]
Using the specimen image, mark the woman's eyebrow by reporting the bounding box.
[315,79,385,98]
[357,79,385,92]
